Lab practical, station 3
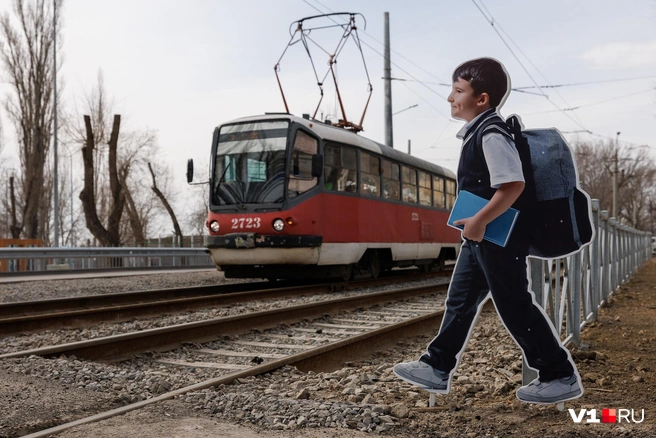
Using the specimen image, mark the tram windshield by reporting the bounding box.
[212,121,289,206]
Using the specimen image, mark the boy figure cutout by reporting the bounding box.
[393,57,583,405]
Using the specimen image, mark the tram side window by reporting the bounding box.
[324,143,357,193]
[381,159,400,200]
[360,152,380,197]
[288,130,318,199]
[432,175,445,208]
[418,171,432,206]
[446,179,456,209]
[402,167,417,204]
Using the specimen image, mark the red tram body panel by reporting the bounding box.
[200,114,462,279]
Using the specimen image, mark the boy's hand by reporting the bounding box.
[453,217,485,242]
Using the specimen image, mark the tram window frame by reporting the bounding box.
[381,159,401,201]
[323,142,358,194]
[433,175,446,208]
[418,171,432,206]
[288,129,319,199]
[360,151,381,198]
[402,166,418,204]
[445,178,457,209]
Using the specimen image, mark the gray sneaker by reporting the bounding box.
[516,375,583,404]
[393,360,450,393]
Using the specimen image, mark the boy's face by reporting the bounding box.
[448,78,490,122]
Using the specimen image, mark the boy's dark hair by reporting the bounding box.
[452,58,509,108]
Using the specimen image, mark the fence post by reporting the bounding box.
[569,252,582,346]
[553,258,563,334]
[610,218,618,293]
[627,230,635,277]
[601,211,610,302]
[523,258,544,384]
[620,225,629,286]
[591,200,600,320]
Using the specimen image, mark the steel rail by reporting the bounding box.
[0,280,274,317]
[0,282,448,361]
[20,304,446,438]
[0,270,450,335]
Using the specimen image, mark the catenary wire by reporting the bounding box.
[476,0,588,127]
[471,0,596,135]
[514,76,656,90]
[523,88,654,116]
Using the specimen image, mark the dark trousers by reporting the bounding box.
[420,240,575,382]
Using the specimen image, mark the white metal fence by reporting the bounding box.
[0,247,214,274]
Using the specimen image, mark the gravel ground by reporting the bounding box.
[1,265,655,437]
[0,270,239,303]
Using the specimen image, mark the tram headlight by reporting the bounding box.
[272,218,285,232]
[209,220,220,233]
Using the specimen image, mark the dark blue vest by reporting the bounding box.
[456,108,530,252]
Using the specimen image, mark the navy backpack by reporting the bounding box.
[478,115,594,258]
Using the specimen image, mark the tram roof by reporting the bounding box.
[217,113,456,180]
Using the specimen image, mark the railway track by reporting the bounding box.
[0,281,449,361]
[0,269,450,335]
[13,281,450,438]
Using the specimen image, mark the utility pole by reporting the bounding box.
[407,139,411,155]
[53,0,59,247]
[70,152,74,246]
[383,12,393,148]
[613,131,620,218]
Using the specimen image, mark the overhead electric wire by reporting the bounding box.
[471,1,547,98]
[523,88,654,116]
[476,0,587,127]
[514,75,656,90]
[472,0,593,134]
[395,75,656,95]
[473,0,654,146]
[397,80,453,120]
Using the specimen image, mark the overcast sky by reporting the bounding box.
[1,0,655,216]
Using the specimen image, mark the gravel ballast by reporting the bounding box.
[4,268,654,438]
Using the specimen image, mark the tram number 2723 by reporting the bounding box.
[231,218,262,229]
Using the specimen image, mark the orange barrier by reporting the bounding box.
[0,239,43,272]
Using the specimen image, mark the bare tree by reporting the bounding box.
[123,185,147,246]
[9,175,20,238]
[0,0,62,240]
[573,139,614,212]
[69,72,165,246]
[79,113,125,246]
[573,139,656,229]
[147,162,183,245]
[617,147,656,229]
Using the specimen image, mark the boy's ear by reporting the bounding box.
[477,92,490,107]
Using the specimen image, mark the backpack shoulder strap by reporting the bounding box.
[474,117,512,148]
[505,115,524,138]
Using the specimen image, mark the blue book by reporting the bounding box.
[447,190,520,247]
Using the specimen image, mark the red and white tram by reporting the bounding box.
[190,113,462,279]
